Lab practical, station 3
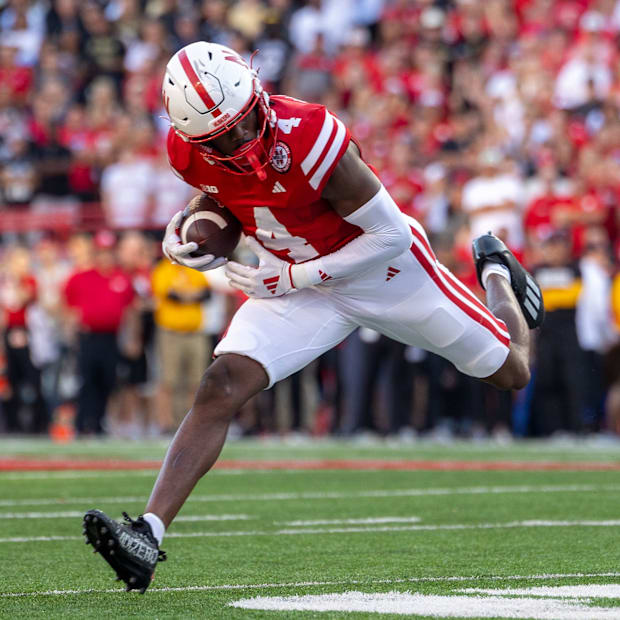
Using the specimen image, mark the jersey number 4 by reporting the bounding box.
[253,207,319,262]
[277,117,301,134]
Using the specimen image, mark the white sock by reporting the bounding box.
[481,262,511,290]
[143,512,165,545]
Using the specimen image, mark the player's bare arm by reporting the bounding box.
[320,142,381,218]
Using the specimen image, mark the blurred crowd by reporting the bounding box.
[2,0,620,440]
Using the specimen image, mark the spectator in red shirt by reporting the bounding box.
[289,32,334,102]
[0,43,32,107]
[64,230,135,435]
[380,142,424,217]
[524,172,607,259]
[57,103,98,201]
[114,231,156,438]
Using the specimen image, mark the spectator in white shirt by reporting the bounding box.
[150,151,195,229]
[289,0,355,55]
[101,146,154,229]
[576,226,617,431]
[461,147,524,250]
[554,30,612,110]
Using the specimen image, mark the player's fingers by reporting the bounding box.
[225,266,254,288]
[180,254,216,270]
[207,257,228,270]
[194,256,228,272]
[170,241,199,258]
[225,261,255,277]
[165,210,184,234]
[227,278,252,295]
[171,209,184,227]
[225,271,254,289]
[162,231,180,258]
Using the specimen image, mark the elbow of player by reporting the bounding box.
[391,223,413,255]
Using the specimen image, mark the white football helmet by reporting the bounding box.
[163,41,277,180]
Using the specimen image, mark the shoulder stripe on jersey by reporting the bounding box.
[309,117,346,190]
[301,111,334,175]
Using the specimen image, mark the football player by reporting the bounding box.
[83,42,544,592]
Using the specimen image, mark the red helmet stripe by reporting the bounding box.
[178,49,222,118]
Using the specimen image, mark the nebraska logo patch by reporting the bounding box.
[271,142,292,173]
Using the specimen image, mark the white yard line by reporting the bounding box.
[0,511,251,521]
[464,585,620,597]
[0,536,76,543]
[230,590,620,618]
[174,514,252,522]
[0,511,84,519]
[2,572,620,599]
[280,517,422,526]
[1,519,619,544]
[272,520,620,536]
[1,483,619,508]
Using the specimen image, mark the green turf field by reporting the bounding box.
[1,438,620,619]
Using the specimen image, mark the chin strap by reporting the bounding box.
[247,151,267,181]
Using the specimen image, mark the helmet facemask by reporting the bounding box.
[194,89,278,181]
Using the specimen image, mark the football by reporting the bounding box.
[179,194,242,259]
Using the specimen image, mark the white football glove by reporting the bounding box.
[225,236,295,298]
[162,210,228,272]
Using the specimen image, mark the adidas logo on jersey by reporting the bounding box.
[319,270,332,282]
[386,266,400,281]
[263,275,280,294]
[272,182,286,193]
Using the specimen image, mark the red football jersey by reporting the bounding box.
[167,95,363,264]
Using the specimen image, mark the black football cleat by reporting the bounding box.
[472,233,544,329]
[83,509,166,593]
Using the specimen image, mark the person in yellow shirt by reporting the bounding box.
[530,232,585,436]
[606,272,620,434]
[612,273,620,334]
[152,259,211,431]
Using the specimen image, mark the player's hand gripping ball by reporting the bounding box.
[225,236,296,298]
[162,194,242,272]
